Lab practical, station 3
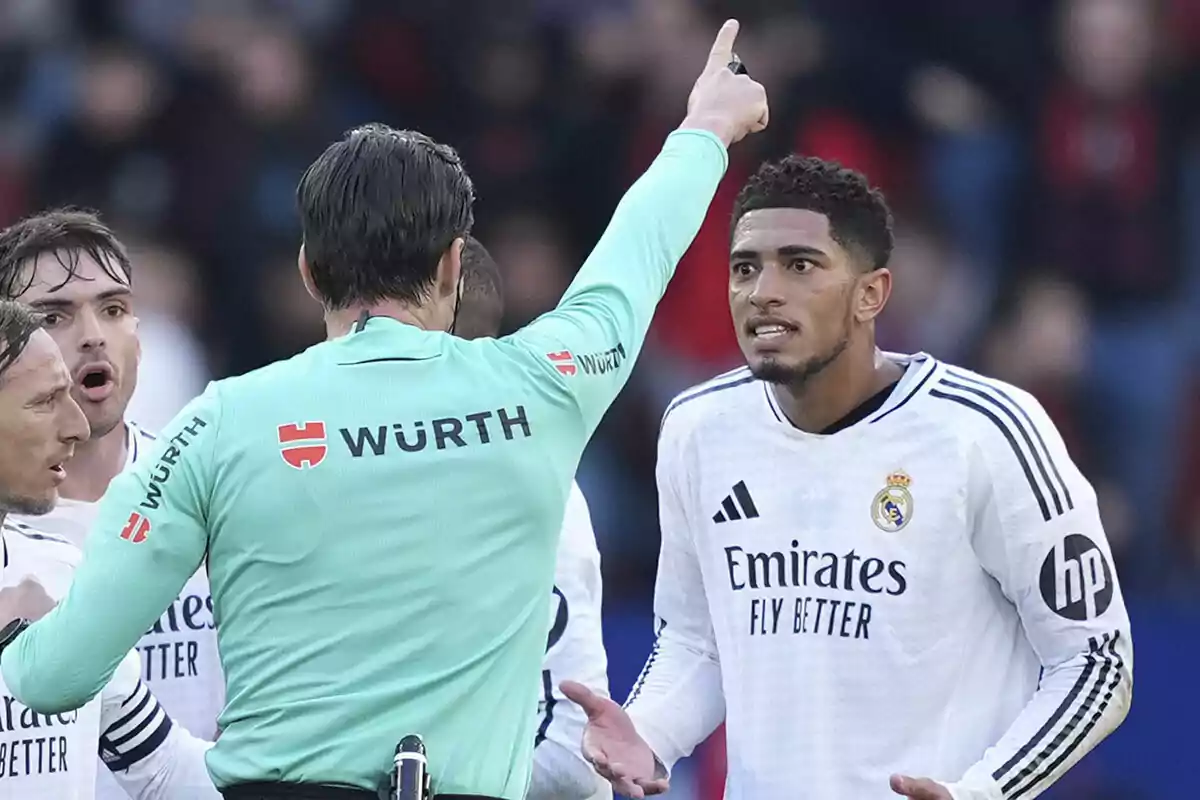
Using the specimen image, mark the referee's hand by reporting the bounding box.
[680,19,769,147]
[890,774,953,799]
[561,680,668,798]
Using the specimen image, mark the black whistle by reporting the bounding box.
[728,53,748,75]
[392,735,430,800]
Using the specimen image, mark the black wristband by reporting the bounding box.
[0,618,29,657]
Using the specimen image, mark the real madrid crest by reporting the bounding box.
[871,470,913,532]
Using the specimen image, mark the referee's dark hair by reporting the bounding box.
[297,123,476,310]
[0,300,44,385]
[453,236,505,341]
[732,155,894,272]
[0,208,132,300]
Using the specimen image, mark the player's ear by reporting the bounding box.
[297,244,321,304]
[854,267,891,323]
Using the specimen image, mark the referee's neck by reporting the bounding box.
[325,302,437,340]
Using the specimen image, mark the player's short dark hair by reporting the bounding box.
[0,208,132,300]
[0,300,43,385]
[454,236,505,340]
[732,155,894,271]
[296,123,476,310]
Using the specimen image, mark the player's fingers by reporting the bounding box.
[636,777,671,795]
[704,19,740,72]
[560,680,605,719]
[619,781,646,799]
[607,766,645,799]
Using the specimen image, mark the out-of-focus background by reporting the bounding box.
[1,0,1195,796]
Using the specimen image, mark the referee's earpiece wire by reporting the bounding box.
[354,309,371,333]
[448,274,464,336]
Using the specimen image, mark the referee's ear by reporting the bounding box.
[434,236,465,302]
[297,243,321,304]
[854,266,892,324]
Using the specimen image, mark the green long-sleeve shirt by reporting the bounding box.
[1,128,728,797]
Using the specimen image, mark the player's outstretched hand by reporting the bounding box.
[561,680,669,798]
[681,19,769,147]
[890,774,954,799]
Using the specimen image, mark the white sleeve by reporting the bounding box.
[529,482,612,800]
[947,385,1132,800]
[100,652,220,799]
[623,418,724,773]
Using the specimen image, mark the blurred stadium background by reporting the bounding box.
[1,0,1196,797]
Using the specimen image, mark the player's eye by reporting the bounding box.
[788,258,817,273]
[731,262,757,277]
[34,389,61,408]
[103,303,127,318]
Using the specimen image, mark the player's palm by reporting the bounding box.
[560,680,668,798]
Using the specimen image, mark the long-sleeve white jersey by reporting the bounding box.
[0,518,219,799]
[11,421,224,800]
[529,481,613,800]
[625,353,1132,800]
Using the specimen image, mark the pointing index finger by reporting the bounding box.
[705,19,740,71]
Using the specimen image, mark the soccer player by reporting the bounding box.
[0,20,767,800]
[456,237,612,800]
[0,209,224,800]
[564,156,1133,800]
[0,299,217,799]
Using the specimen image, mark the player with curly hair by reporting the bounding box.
[565,155,1132,800]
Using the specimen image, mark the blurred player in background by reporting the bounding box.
[456,237,612,800]
[0,299,217,799]
[0,210,224,798]
[565,156,1132,800]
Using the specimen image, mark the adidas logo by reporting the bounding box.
[713,480,760,523]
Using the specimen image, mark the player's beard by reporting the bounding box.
[751,334,849,388]
[0,489,55,518]
[748,303,852,390]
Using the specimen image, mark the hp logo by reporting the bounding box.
[1039,534,1113,621]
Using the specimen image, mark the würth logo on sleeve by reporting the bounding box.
[120,512,151,543]
[278,422,328,469]
[546,351,577,376]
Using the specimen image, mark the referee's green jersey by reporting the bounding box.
[2,129,728,797]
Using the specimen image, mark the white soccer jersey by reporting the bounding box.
[0,519,218,799]
[11,422,224,800]
[528,481,612,800]
[625,354,1132,800]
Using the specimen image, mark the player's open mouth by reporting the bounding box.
[49,463,66,484]
[747,318,797,342]
[75,363,115,402]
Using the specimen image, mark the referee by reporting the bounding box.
[0,20,766,800]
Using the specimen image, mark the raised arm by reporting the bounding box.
[505,20,768,437]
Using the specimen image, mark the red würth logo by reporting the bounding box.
[120,512,151,543]
[547,350,577,376]
[278,422,327,469]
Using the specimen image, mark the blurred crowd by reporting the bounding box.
[2,0,1200,608]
